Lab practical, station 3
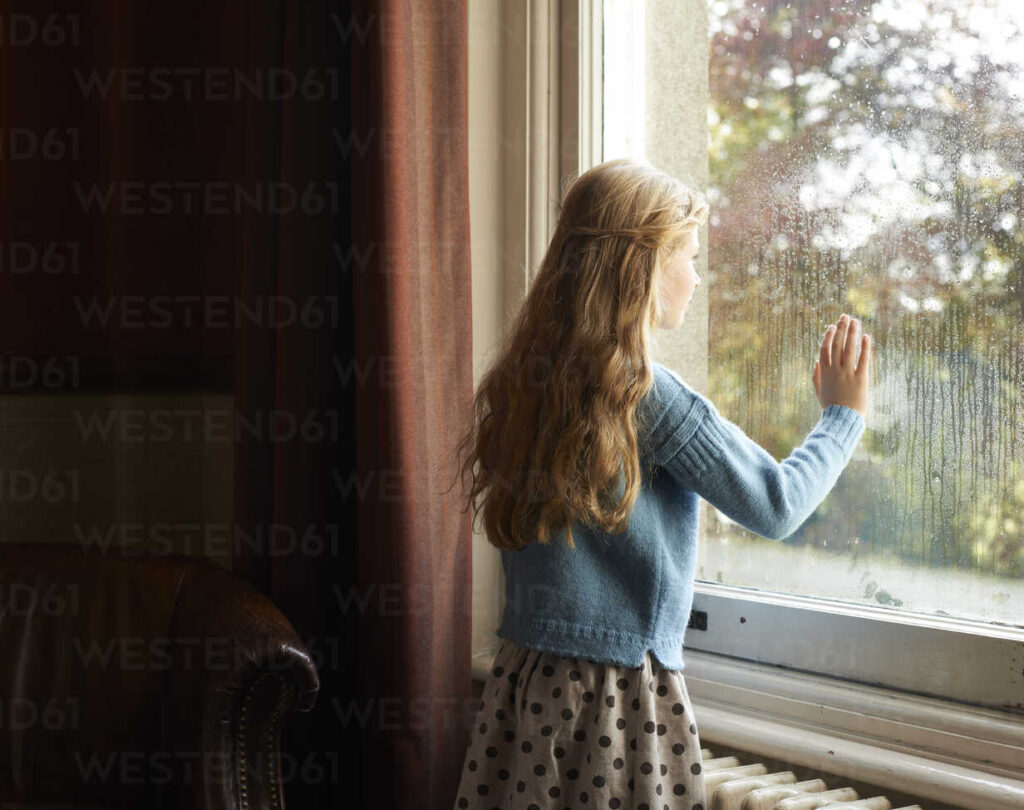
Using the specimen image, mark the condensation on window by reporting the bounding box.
[705,0,1023,624]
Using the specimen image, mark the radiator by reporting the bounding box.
[700,745,925,810]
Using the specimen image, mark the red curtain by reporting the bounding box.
[235,1,475,807]
[0,0,474,806]
[347,1,475,807]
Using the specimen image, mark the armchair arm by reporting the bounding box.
[160,560,319,810]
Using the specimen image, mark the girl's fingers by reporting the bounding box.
[813,359,820,394]
[857,333,872,376]
[832,316,850,366]
[844,318,860,367]
[820,325,836,366]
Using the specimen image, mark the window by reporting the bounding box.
[597,0,1023,708]
[468,4,1023,794]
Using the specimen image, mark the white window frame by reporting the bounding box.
[468,1,1024,804]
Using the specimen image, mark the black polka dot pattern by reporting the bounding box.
[453,638,706,809]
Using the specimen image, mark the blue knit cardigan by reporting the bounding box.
[496,361,866,670]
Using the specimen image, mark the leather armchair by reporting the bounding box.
[0,542,319,809]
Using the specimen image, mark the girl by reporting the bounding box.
[450,157,871,809]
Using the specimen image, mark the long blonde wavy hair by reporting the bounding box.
[448,158,708,551]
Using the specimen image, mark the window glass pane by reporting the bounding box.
[602,0,1024,627]
[602,0,646,161]
[705,0,1022,626]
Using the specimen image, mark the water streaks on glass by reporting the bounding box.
[707,0,1023,607]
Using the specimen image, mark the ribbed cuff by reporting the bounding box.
[818,404,866,455]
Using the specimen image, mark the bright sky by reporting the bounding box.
[803,0,1024,274]
[605,0,1024,284]
[713,0,1024,281]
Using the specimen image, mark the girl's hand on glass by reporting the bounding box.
[812,313,870,420]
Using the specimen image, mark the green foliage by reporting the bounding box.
[708,0,1024,578]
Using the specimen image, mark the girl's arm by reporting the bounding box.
[643,363,865,541]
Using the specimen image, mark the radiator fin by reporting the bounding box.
[700,746,926,810]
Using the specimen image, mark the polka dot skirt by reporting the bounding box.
[454,638,707,810]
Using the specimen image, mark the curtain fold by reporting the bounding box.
[232,2,356,804]
[347,1,475,807]
[236,1,475,807]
